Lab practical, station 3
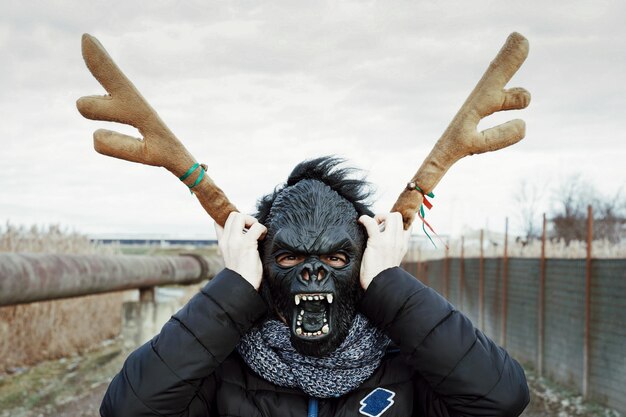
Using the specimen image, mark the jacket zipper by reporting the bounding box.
[307,397,319,417]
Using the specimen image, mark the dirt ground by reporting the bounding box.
[0,339,621,417]
[521,373,621,417]
[0,339,124,417]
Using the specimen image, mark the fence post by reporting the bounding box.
[583,205,593,398]
[501,217,509,347]
[479,229,484,330]
[139,287,155,302]
[123,289,180,352]
[538,213,547,376]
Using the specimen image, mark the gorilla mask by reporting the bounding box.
[259,165,370,357]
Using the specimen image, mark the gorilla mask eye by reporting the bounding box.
[276,253,306,267]
[320,253,348,268]
[276,252,347,269]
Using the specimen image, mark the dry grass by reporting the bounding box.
[0,223,124,373]
[0,223,117,255]
[406,229,626,262]
[0,293,124,373]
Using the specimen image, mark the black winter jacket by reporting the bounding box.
[100,267,529,417]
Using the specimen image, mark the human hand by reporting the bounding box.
[358,212,410,290]
[215,212,267,290]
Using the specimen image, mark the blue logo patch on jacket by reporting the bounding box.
[359,388,395,417]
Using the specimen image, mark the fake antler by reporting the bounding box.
[392,32,531,229]
[76,34,237,226]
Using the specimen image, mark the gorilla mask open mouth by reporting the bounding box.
[292,292,334,338]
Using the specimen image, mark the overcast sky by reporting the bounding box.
[1,0,624,239]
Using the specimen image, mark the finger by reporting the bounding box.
[225,212,247,239]
[256,222,268,240]
[374,213,387,224]
[374,213,388,232]
[246,222,267,241]
[359,215,380,237]
[387,212,405,233]
[374,213,404,233]
[242,214,259,229]
[241,214,264,238]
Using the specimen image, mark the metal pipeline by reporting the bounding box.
[0,253,223,307]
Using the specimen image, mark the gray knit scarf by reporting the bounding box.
[237,313,390,398]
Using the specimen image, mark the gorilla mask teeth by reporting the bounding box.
[295,293,333,305]
[292,293,334,339]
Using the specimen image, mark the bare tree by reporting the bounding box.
[549,175,625,243]
[593,190,626,243]
[513,179,545,241]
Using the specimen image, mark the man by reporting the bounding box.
[100,157,529,417]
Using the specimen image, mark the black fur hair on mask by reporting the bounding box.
[256,157,374,357]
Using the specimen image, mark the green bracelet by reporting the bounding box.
[179,163,200,181]
[179,162,205,194]
[188,168,205,192]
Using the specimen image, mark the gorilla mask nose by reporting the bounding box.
[298,258,330,286]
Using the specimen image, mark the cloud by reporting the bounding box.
[1,0,625,238]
